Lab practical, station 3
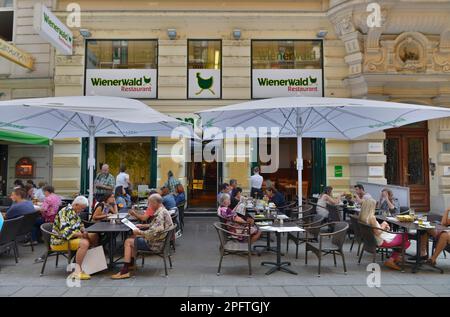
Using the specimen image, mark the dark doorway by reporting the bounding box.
[0,145,7,196]
[385,122,430,212]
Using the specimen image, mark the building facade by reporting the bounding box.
[1,0,449,212]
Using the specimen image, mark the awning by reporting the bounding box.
[0,129,50,145]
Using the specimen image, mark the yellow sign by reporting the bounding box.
[0,39,34,70]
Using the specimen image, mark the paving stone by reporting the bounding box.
[331,286,362,297]
[236,286,263,296]
[139,286,166,297]
[308,286,338,297]
[0,286,22,296]
[189,286,214,297]
[113,287,142,297]
[37,287,69,297]
[164,286,189,297]
[213,286,238,297]
[283,286,313,297]
[378,285,409,296]
[88,287,117,296]
[11,286,46,297]
[354,286,387,297]
[400,285,435,297]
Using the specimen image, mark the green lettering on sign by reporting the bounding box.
[334,165,343,178]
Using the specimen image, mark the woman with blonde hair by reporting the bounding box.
[359,199,410,271]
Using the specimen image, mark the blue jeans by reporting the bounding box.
[32,217,45,242]
[136,237,151,251]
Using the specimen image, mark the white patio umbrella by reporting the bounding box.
[198,97,450,207]
[0,96,193,210]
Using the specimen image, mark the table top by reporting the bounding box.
[86,221,131,233]
[377,215,448,232]
[259,223,304,233]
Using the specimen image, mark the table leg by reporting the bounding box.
[261,232,297,275]
[109,233,114,269]
[253,232,279,254]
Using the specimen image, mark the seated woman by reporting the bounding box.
[91,192,118,222]
[115,185,131,211]
[51,196,98,280]
[377,188,400,215]
[420,207,450,266]
[230,187,242,210]
[128,190,158,223]
[218,193,261,243]
[111,194,173,279]
[359,199,411,271]
[316,186,341,219]
[174,183,186,207]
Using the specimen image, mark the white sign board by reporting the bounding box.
[444,166,450,176]
[252,69,323,98]
[368,142,383,153]
[85,69,157,98]
[368,166,384,177]
[33,4,73,55]
[188,69,221,99]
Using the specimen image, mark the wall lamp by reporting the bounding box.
[316,29,328,39]
[233,29,241,40]
[79,29,92,38]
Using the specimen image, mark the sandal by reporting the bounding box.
[426,258,437,266]
[384,260,401,271]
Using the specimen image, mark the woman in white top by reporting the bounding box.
[359,199,410,271]
[316,186,340,219]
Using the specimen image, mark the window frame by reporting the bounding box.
[250,39,324,99]
[187,39,223,100]
[0,0,15,43]
[83,38,159,99]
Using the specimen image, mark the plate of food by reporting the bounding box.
[396,215,415,222]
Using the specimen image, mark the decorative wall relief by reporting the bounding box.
[394,33,427,73]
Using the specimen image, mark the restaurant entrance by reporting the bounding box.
[385,122,430,212]
[260,138,326,201]
[187,140,221,209]
[0,145,7,197]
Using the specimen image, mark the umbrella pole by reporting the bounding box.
[296,109,303,212]
[88,116,95,213]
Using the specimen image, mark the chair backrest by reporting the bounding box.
[349,214,361,240]
[0,216,24,245]
[213,222,228,249]
[427,213,442,223]
[302,214,324,228]
[40,222,54,249]
[330,221,349,247]
[358,221,379,254]
[162,224,177,254]
[79,211,90,221]
[16,211,40,236]
[327,203,341,222]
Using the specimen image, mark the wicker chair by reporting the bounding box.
[15,211,40,253]
[0,216,23,268]
[213,221,253,276]
[357,221,407,272]
[286,214,325,259]
[326,203,341,222]
[39,222,75,276]
[349,214,363,255]
[305,222,349,277]
[134,224,177,277]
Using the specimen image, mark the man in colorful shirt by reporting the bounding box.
[94,164,115,201]
[112,193,174,279]
[51,196,98,280]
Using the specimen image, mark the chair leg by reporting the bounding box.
[248,252,252,276]
[168,255,173,268]
[318,253,321,277]
[357,241,362,256]
[142,255,145,267]
[55,254,59,268]
[40,251,49,276]
[217,253,224,276]
[350,238,354,252]
[163,256,168,277]
[358,248,364,264]
[305,247,308,265]
[286,235,289,254]
[333,252,337,267]
[13,244,19,264]
[340,251,347,274]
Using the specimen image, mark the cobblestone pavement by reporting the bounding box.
[1,217,449,297]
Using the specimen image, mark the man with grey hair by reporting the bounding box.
[112,193,174,279]
[50,195,98,280]
[94,164,115,201]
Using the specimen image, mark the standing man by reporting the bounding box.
[229,179,238,198]
[164,170,179,194]
[116,165,131,195]
[250,167,264,199]
[354,184,372,204]
[94,164,115,202]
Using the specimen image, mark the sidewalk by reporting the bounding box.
[1,217,450,297]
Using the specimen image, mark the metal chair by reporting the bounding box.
[357,221,407,272]
[39,222,75,276]
[213,221,253,276]
[0,216,24,268]
[134,224,177,277]
[305,221,349,277]
[15,211,40,253]
[285,204,314,220]
[286,214,324,259]
[326,203,341,222]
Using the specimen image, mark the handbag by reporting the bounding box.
[81,246,108,275]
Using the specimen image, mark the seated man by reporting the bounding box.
[128,191,158,222]
[51,196,98,280]
[6,188,36,219]
[160,186,176,210]
[112,194,174,279]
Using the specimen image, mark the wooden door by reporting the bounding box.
[385,123,430,212]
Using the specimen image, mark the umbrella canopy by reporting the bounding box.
[0,96,193,210]
[198,97,450,207]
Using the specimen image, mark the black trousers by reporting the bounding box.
[250,187,263,199]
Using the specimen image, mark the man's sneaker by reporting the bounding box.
[175,230,182,239]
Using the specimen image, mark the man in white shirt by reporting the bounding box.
[250,167,264,199]
[116,165,131,195]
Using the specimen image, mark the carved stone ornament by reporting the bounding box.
[394,33,427,73]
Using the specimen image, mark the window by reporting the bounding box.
[86,40,157,69]
[443,143,450,153]
[0,0,14,42]
[85,40,158,98]
[188,40,221,99]
[251,40,323,98]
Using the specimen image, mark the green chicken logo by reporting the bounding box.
[195,72,215,95]
[143,76,151,84]
[309,76,317,84]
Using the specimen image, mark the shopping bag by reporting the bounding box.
[81,246,108,275]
